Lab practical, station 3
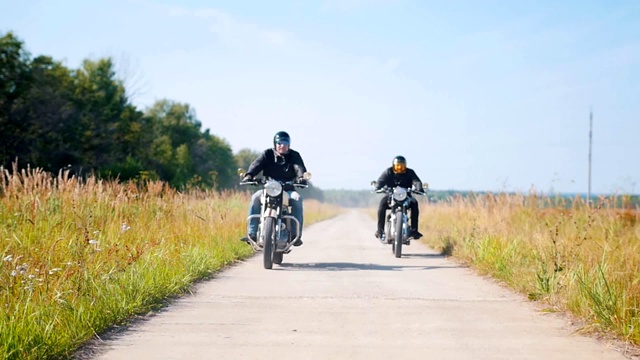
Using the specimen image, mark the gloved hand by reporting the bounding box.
[242,174,254,183]
[412,181,423,192]
[296,178,308,186]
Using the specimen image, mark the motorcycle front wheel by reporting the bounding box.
[262,217,276,269]
[394,209,403,258]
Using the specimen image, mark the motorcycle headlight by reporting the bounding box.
[392,187,407,201]
[265,180,283,197]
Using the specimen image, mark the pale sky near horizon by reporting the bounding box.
[2,0,638,194]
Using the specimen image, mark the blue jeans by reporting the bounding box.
[248,190,304,238]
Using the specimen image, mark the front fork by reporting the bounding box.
[401,212,409,240]
[386,207,409,242]
[246,212,301,251]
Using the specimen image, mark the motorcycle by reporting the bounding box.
[239,169,311,269]
[372,181,428,258]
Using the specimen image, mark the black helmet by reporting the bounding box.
[273,131,291,147]
[392,155,407,174]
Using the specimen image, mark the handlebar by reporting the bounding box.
[374,186,426,196]
[239,178,308,189]
[239,179,265,186]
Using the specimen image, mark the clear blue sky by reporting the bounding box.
[2,0,638,194]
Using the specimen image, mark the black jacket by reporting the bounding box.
[375,167,423,191]
[246,148,307,182]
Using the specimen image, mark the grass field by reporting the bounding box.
[0,167,341,359]
[420,193,639,347]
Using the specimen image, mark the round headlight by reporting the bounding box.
[265,180,283,197]
[392,187,407,201]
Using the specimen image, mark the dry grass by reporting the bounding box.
[0,165,340,359]
[420,193,640,346]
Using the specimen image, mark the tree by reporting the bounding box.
[0,33,239,190]
[144,99,236,189]
[192,132,236,189]
[235,148,260,171]
[0,32,33,168]
[24,55,80,170]
[73,58,131,172]
[146,100,202,148]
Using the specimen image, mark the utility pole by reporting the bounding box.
[588,108,593,207]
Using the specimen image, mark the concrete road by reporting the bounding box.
[84,210,631,360]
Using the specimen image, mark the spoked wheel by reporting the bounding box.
[390,223,396,253]
[262,217,276,269]
[394,209,403,258]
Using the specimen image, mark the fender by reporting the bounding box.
[263,208,279,217]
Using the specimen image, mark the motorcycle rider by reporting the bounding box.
[241,131,308,246]
[374,155,424,240]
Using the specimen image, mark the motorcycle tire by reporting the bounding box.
[262,217,276,269]
[394,209,403,258]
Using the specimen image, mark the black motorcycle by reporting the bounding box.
[373,182,427,258]
[239,170,311,269]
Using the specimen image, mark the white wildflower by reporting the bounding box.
[10,270,17,277]
[93,230,100,234]
[3,255,12,262]
[89,239,99,245]
[49,268,62,275]
[121,223,131,231]
[28,274,36,279]
[17,264,28,274]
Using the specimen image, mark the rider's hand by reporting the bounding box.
[412,182,423,192]
[242,174,254,183]
[296,178,308,186]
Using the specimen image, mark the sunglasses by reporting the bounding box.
[276,141,290,146]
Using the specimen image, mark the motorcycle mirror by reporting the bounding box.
[370,180,377,187]
[423,182,429,190]
[303,172,312,180]
[237,168,246,177]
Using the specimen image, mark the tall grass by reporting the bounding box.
[421,193,640,346]
[0,166,340,359]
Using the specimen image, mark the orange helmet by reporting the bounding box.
[392,155,407,174]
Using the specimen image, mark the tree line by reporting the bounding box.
[1,31,325,199]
